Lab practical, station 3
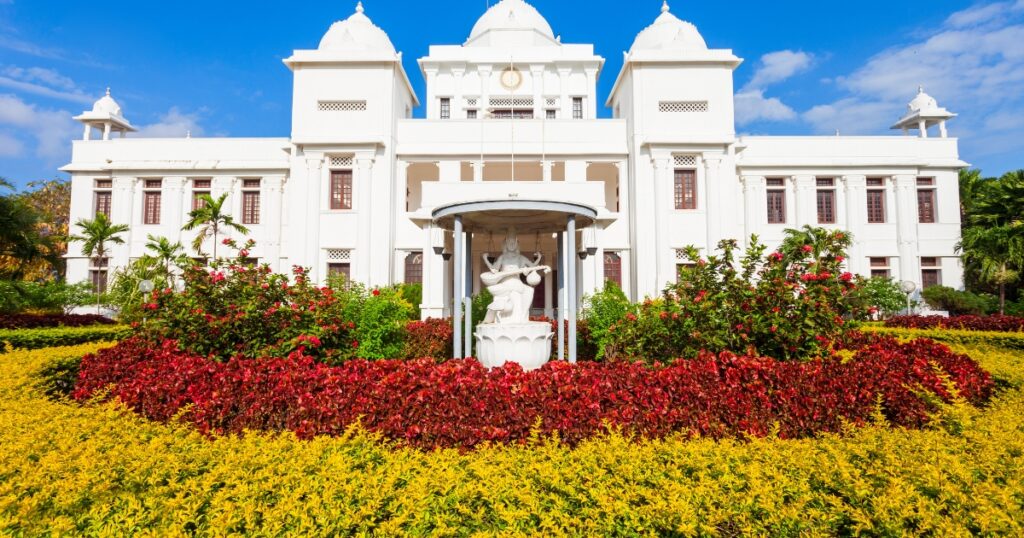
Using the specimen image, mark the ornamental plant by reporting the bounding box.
[605,227,864,362]
[141,238,413,363]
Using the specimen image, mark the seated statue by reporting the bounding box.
[480,228,550,325]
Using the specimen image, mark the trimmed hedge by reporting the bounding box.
[2,343,1023,535]
[74,335,993,448]
[864,325,1024,351]
[0,325,131,351]
[885,314,1024,332]
[0,313,114,330]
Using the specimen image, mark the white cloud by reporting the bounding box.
[735,89,797,124]
[0,93,77,159]
[0,131,24,157]
[735,50,813,125]
[802,0,1024,151]
[135,107,206,138]
[746,50,814,90]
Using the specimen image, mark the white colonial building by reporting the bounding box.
[65,0,965,320]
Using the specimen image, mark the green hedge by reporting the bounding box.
[863,325,1024,350]
[0,325,131,352]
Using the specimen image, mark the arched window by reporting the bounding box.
[603,252,621,288]
[404,252,423,284]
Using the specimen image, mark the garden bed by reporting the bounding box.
[73,334,993,449]
[0,313,114,330]
[885,314,1024,332]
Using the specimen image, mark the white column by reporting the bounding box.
[110,176,135,269]
[565,160,587,183]
[82,124,91,141]
[421,225,445,319]
[652,155,671,289]
[451,65,465,119]
[939,121,948,138]
[543,268,553,318]
[567,215,577,363]
[893,174,919,284]
[355,154,374,284]
[472,160,484,182]
[740,175,764,246]
[557,67,571,118]
[478,65,492,118]
[584,67,598,119]
[163,177,185,243]
[453,216,463,358]
[424,67,438,119]
[530,64,544,119]
[264,175,285,273]
[303,158,323,279]
[703,155,724,250]
[918,119,928,138]
[102,123,111,141]
[843,175,866,274]
[541,160,553,182]
[793,175,816,227]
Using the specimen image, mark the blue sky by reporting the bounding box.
[1,0,1022,189]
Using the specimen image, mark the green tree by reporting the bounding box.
[69,212,129,310]
[183,193,249,260]
[144,235,186,278]
[0,178,59,281]
[957,226,1022,314]
[958,169,1024,311]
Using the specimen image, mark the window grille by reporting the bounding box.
[816,190,836,224]
[545,98,557,107]
[94,191,111,218]
[659,101,709,113]
[318,100,366,112]
[572,97,583,119]
[440,98,451,119]
[917,189,936,223]
[466,98,478,107]
[767,190,786,224]
[95,179,112,189]
[192,178,211,189]
[675,249,689,260]
[404,252,423,284]
[867,189,886,223]
[330,155,354,167]
[326,249,352,261]
[603,252,622,288]
[330,170,353,210]
[674,169,697,210]
[489,96,533,108]
[673,155,696,167]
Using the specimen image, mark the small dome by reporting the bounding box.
[319,2,396,54]
[468,0,555,42]
[908,86,939,112]
[629,1,708,53]
[91,88,122,117]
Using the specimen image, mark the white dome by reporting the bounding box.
[630,2,708,53]
[468,0,555,42]
[908,86,939,112]
[318,2,396,54]
[91,88,122,117]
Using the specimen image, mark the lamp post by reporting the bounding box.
[138,279,155,326]
[899,280,917,316]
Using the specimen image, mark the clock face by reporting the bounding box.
[500,68,522,90]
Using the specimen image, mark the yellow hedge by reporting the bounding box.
[864,325,1024,350]
[1,342,1023,535]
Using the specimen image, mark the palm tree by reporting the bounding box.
[182,193,249,260]
[145,234,186,277]
[70,212,129,311]
[957,226,1023,315]
[958,168,990,222]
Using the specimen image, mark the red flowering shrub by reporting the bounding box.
[402,318,453,360]
[885,315,1024,332]
[0,313,114,330]
[140,239,414,363]
[605,228,865,362]
[74,334,993,449]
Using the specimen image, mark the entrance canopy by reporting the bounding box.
[432,199,597,233]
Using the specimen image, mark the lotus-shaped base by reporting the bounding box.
[475,321,553,371]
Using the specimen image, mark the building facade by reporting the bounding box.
[65,0,966,318]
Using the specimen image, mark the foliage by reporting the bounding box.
[921,285,995,316]
[847,276,913,318]
[74,334,992,449]
[0,340,1020,535]
[183,192,249,259]
[580,281,632,361]
[0,179,70,280]
[142,239,413,363]
[0,325,129,351]
[957,225,1022,314]
[883,314,1024,332]
[863,325,1024,351]
[104,256,175,323]
[958,168,1024,308]
[402,318,453,360]
[607,227,863,362]
[0,313,113,330]
[0,279,95,314]
[397,282,422,320]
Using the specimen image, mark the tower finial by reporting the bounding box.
[355,1,364,14]
[661,0,670,13]
[105,87,111,96]
[918,84,924,94]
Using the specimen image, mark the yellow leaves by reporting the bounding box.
[1,341,1024,535]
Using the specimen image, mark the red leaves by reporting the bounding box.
[73,335,994,449]
[0,314,114,330]
[885,315,1024,332]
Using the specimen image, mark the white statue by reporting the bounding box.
[480,228,550,324]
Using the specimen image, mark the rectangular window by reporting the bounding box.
[466,109,477,119]
[917,179,936,223]
[327,262,351,279]
[143,179,162,225]
[603,252,622,288]
[191,179,211,211]
[95,179,112,189]
[440,98,450,119]
[674,169,697,209]
[816,179,836,224]
[766,188,786,224]
[242,191,260,225]
[921,257,941,288]
[330,170,353,210]
[546,109,557,119]
[869,257,890,279]
[94,191,111,218]
[404,252,423,284]
[491,109,533,119]
[89,269,108,293]
[572,97,583,119]
[867,189,886,223]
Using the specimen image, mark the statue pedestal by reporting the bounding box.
[475,322,553,371]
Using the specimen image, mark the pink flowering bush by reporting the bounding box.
[603,227,866,362]
[141,239,414,363]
